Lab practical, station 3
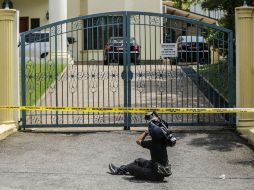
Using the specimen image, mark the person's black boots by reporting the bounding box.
[109,163,128,175]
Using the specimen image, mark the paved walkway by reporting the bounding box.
[0,130,253,190]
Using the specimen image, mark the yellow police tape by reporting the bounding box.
[0,106,254,114]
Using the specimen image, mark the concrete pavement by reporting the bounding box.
[0,130,253,190]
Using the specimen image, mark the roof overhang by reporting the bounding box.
[162,2,218,25]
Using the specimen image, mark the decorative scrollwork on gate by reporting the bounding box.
[109,67,119,93]
[50,26,56,36]
[176,70,185,93]
[173,114,183,122]
[88,65,99,93]
[57,115,63,124]
[130,15,140,25]
[56,24,62,35]
[78,70,89,81]
[98,70,107,81]
[131,114,143,123]
[94,114,104,124]
[112,16,123,25]
[146,70,154,80]
[36,72,46,81]
[72,20,83,30]
[167,71,176,79]
[31,115,41,124]
[58,70,68,82]
[115,113,124,123]
[156,67,166,93]
[45,60,56,94]
[68,66,78,94]
[149,16,161,26]
[73,115,84,124]
[26,60,35,94]
[136,66,146,93]
[93,17,105,27]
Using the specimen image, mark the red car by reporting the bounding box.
[177,36,210,64]
[104,37,140,65]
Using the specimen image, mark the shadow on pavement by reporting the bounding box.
[122,176,168,184]
[187,131,254,152]
[228,160,254,168]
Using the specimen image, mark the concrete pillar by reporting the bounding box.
[49,0,67,24]
[0,9,18,139]
[49,0,67,56]
[235,6,254,136]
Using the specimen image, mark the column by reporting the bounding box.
[0,8,18,140]
[0,9,16,125]
[49,0,67,57]
[235,6,254,136]
[49,0,67,24]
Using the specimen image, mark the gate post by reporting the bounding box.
[0,9,18,139]
[235,5,254,142]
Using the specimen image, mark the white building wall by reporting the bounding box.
[68,0,81,18]
[87,0,161,14]
[87,0,125,14]
[12,0,49,28]
[80,0,88,15]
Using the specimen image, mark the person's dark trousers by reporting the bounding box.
[119,158,164,181]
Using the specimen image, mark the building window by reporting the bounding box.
[84,16,123,50]
[31,18,40,29]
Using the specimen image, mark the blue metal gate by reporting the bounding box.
[20,12,235,129]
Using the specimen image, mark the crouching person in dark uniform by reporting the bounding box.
[109,114,175,181]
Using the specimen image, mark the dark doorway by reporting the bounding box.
[31,18,40,29]
[19,17,29,33]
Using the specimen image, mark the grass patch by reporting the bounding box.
[21,61,66,106]
[196,62,228,99]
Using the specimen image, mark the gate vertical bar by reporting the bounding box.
[123,12,131,130]
[21,34,26,128]
[54,26,59,126]
[126,13,131,129]
[123,12,128,129]
[228,31,235,125]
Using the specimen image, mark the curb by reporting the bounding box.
[248,128,254,145]
[20,126,231,133]
[0,124,17,141]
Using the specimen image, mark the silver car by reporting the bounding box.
[24,32,50,62]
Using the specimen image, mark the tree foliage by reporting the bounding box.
[200,0,246,31]
[171,0,198,10]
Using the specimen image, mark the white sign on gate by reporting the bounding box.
[160,43,178,58]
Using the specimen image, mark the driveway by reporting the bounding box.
[0,130,253,190]
[27,64,218,126]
